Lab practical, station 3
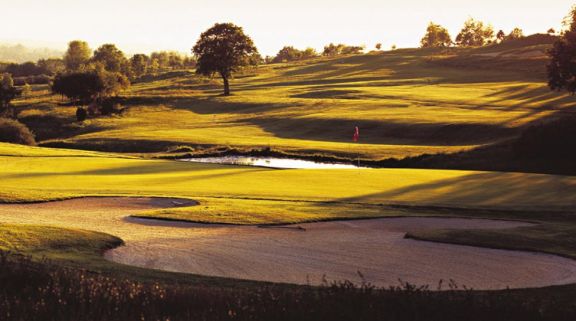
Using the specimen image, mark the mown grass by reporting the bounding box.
[12,37,573,160]
[2,36,576,319]
[1,144,575,212]
[0,223,121,263]
[1,142,576,263]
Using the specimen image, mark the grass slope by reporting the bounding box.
[1,143,575,213]
[14,35,573,161]
[1,143,576,268]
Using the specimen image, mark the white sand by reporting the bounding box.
[1,197,575,290]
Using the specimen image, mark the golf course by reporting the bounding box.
[2,4,576,319]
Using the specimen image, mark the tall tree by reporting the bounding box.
[151,52,170,69]
[300,47,318,59]
[548,7,576,94]
[272,46,302,63]
[455,18,494,47]
[420,22,452,48]
[51,72,104,103]
[506,28,524,40]
[0,74,21,117]
[92,44,129,74]
[63,40,91,71]
[130,54,149,78]
[322,43,346,56]
[192,23,258,96]
[51,70,129,103]
[496,30,506,43]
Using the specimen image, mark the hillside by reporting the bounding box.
[0,43,63,63]
[13,35,574,167]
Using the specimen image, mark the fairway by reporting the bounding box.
[1,142,575,214]
[4,1,576,319]
[15,36,572,161]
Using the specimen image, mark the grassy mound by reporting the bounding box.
[0,223,122,262]
[13,36,571,167]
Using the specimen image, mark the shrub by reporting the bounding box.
[1,251,575,321]
[76,107,87,122]
[99,98,123,116]
[0,118,36,145]
[514,117,576,159]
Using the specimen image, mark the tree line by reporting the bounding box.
[268,44,365,63]
[419,18,543,48]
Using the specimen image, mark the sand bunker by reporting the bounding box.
[1,197,576,290]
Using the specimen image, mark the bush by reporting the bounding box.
[14,74,51,86]
[1,251,575,321]
[514,117,576,159]
[99,99,123,115]
[76,107,87,122]
[0,118,36,145]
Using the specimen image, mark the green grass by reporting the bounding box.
[1,143,575,212]
[1,142,576,267]
[13,38,573,160]
[3,37,576,294]
[0,224,121,262]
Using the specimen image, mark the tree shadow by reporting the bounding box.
[336,171,576,211]
[248,117,517,146]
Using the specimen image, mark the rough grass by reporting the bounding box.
[4,251,576,321]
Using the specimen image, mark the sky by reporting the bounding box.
[0,0,572,56]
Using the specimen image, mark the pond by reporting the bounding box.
[180,156,365,169]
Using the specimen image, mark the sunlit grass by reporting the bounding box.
[1,143,575,214]
[13,45,572,159]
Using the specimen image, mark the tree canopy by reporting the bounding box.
[192,23,258,95]
[496,30,506,43]
[420,22,452,48]
[63,40,91,71]
[455,18,494,47]
[547,7,576,95]
[322,43,364,56]
[92,44,130,75]
[0,73,20,116]
[272,46,318,63]
[130,54,149,78]
[507,28,524,41]
[51,70,129,103]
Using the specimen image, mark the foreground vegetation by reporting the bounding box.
[2,250,576,321]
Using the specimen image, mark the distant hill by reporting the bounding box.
[0,44,63,63]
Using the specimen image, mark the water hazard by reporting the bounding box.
[181,156,365,169]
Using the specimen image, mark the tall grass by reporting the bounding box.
[1,251,574,321]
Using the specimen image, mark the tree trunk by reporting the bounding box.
[222,75,230,96]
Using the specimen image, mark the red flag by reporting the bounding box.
[353,126,359,142]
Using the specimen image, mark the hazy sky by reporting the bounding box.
[0,0,572,56]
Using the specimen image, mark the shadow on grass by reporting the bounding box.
[337,171,576,212]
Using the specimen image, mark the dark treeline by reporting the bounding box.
[1,251,575,321]
[421,18,552,48]
[0,45,195,85]
[268,43,365,63]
